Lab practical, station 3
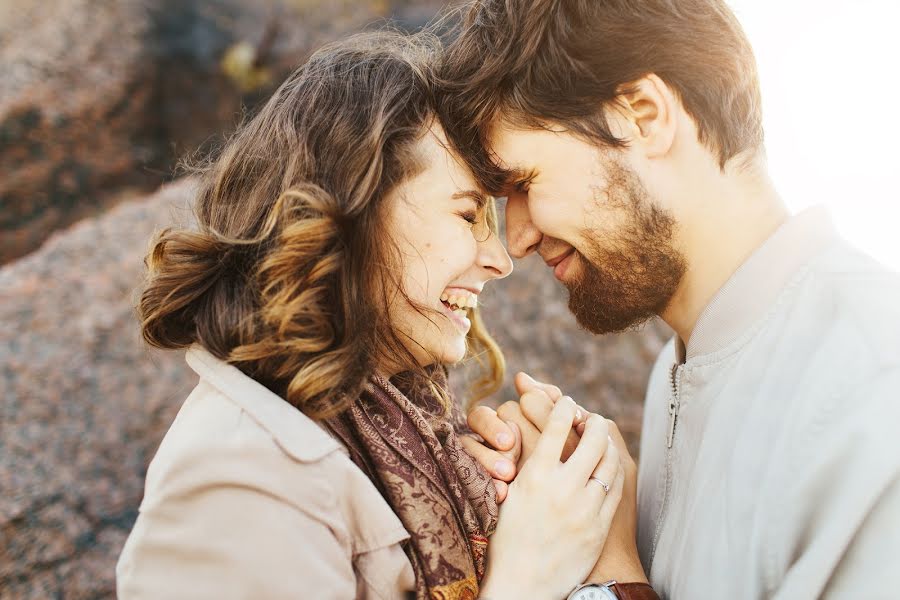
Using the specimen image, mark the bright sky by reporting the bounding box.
[727,0,900,270]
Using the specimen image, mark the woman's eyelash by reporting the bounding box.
[460,211,479,225]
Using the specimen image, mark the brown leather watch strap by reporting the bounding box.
[610,582,661,600]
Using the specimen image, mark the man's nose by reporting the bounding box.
[504,191,542,259]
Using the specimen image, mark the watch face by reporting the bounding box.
[571,585,619,600]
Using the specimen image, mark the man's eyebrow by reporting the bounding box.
[452,190,489,208]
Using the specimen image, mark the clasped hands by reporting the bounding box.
[465,372,647,593]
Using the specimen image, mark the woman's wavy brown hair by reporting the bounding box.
[138,31,504,418]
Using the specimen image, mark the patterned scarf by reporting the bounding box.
[325,370,499,600]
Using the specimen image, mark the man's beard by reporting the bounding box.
[566,159,687,334]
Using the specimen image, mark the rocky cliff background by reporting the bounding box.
[0,1,669,596]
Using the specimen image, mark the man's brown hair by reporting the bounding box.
[437,0,764,192]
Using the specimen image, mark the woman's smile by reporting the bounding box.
[439,287,478,334]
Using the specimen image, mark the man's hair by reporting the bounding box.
[437,0,764,192]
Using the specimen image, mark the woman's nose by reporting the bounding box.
[477,231,514,280]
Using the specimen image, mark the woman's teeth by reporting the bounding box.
[440,291,477,316]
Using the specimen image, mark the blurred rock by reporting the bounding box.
[0,177,668,595]
[0,179,198,598]
[0,0,447,264]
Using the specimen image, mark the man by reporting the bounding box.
[439,0,900,598]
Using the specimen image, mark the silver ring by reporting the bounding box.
[589,476,610,493]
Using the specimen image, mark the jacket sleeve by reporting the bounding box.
[822,476,900,598]
[770,367,900,599]
[117,479,356,599]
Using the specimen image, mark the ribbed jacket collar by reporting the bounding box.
[676,205,839,363]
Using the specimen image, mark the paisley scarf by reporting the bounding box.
[325,370,499,599]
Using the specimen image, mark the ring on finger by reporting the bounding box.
[589,476,611,493]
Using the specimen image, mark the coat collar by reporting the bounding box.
[185,345,344,462]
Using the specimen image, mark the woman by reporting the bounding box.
[116,31,623,599]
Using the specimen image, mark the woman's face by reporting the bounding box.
[385,124,513,368]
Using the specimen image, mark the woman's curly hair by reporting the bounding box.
[138,30,504,419]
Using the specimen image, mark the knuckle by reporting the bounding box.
[606,418,624,439]
[467,405,493,426]
[595,416,610,438]
[551,396,576,419]
[605,451,621,474]
[521,391,551,416]
[497,400,521,421]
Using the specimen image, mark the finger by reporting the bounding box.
[514,371,563,401]
[585,440,620,502]
[572,404,589,427]
[560,428,583,463]
[497,402,541,465]
[595,464,625,527]
[493,479,508,503]
[522,391,587,433]
[565,414,611,481]
[468,405,515,451]
[502,420,523,466]
[520,389,553,429]
[461,434,516,482]
[530,396,579,465]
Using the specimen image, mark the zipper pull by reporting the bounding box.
[667,365,680,449]
[667,398,679,449]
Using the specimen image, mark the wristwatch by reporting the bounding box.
[567,580,660,600]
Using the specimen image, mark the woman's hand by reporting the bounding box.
[478,397,624,600]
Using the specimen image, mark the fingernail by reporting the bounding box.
[493,479,506,501]
[494,460,513,478]
[496,432,512,447]
[576,422,586,436]
[574,408,584,422]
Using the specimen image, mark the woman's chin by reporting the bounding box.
[436,339,467,366]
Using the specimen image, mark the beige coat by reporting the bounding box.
[117,346,415,599]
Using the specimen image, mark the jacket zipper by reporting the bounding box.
[650,363,682,568]
[666,364,681,449]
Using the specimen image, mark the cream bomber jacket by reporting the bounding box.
[637,207,900,599]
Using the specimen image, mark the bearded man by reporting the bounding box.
[442,1,900,598]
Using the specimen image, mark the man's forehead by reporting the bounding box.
[486,119,561,162]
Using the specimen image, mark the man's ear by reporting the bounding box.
[613,74,677,159]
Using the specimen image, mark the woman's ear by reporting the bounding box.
[614,74,677,160]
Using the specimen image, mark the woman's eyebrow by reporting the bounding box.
[452,190,488,208]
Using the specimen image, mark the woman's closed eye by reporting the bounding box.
[459,210,479,226]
